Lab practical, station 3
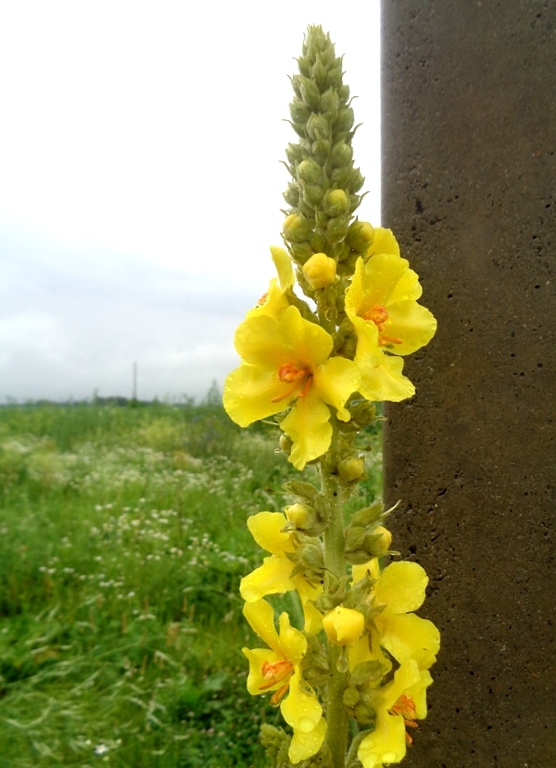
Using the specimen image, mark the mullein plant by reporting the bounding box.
[224,26,440,768]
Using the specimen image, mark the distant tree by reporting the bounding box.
[202,379,222,407]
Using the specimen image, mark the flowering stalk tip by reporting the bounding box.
[223,23,440,768]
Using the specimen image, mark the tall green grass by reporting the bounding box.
[0,402,382,767]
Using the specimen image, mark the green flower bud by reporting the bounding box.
[330,141,353,169]
[369,525,392,555]
[346,220,375,251]
[311,58,328,89]
[319,88,339,117]
[282,213,312,243]
[299,76,321,110]
[348,399,378,428]
[351,502,383,528]
[289,242,313,263]
[285,503,316,531]
[326,214,350,244]
[283,182,300,207]
[343,687,360,708]
[334,106,355,133]
[309,231,327,253]
[297,158,322,185]
[289,98,311,125]
[285,142,305,166]
[312,138,331,163]
[303,184,324,206]
[337,456,366,483]
[306,113,330,141]
[279,434,292,455]
[348,167,365,193]
[323,189,350,217]
[325,62,344,89]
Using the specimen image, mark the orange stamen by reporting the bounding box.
[390,693,418,746]
[363,304,403,347]
[257,291,269,306]
[364,304,389,331]
[271,363,313,403]
[259,659,294,691]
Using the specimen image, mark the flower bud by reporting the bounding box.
[285,503,316,531]
[283,182,300,207]
[330,141,353,169]
[283,214,312,244]
[297,158,322,185]
[346,220,375,252]
[279,434,292,455]
[289,98,311,125]
[302,252,337,289]
[337,456,366,483]
[371,525,392,555]
[306,113,330,141]
[312,138,331,162]
[323,189,349,217]
[326,215,350,244]
[323,606,364,647]
[334,106,355,133]
[347,167,365,193]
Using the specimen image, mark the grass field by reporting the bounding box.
[0,401,382,767]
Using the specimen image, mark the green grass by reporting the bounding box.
[0,402,382,767]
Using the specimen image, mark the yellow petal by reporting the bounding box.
[382,658,422,710]
[374,561,428,614]
[247,512,294,555]
[383,301,437,356]
[223,363,292,427]
[288,715,327,764]
[313,356,360,421]
[291,574,323,634]
[246,278,290,320]
[348,634,375,671]
[280,305,333,367]
[352,318,415,402]
[281,388,332,470]
[278,612,307,666]
[406,668,433,719]
[375,612,440,670]
[242,647,281,695]
[323,606,365,647]
[234,313,291,367]
[367,227,400,259]
[243,599,281,654]
[281,670,322,732]
[240,556,295,602]
[270,245,295,290]
[358,708,407,768]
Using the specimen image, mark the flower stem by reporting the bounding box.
[321,423,349,768]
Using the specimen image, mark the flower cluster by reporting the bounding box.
[223,25,440,768]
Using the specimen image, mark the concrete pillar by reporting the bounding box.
[381,2,556,765]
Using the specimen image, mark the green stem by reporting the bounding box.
[320,421,349,768]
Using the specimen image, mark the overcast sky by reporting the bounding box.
[0,0,381,403]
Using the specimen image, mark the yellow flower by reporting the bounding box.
[223,305,360,469]
[240,512,322,633]
[353,559,440,670]
[302,252,337,289]
[246,246,294,320]
[358,659,433,768]
[322,605,365,647]
[243,599,327,764]
[345,229,437,402]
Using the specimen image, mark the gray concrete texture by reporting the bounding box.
[381,2,556,766]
